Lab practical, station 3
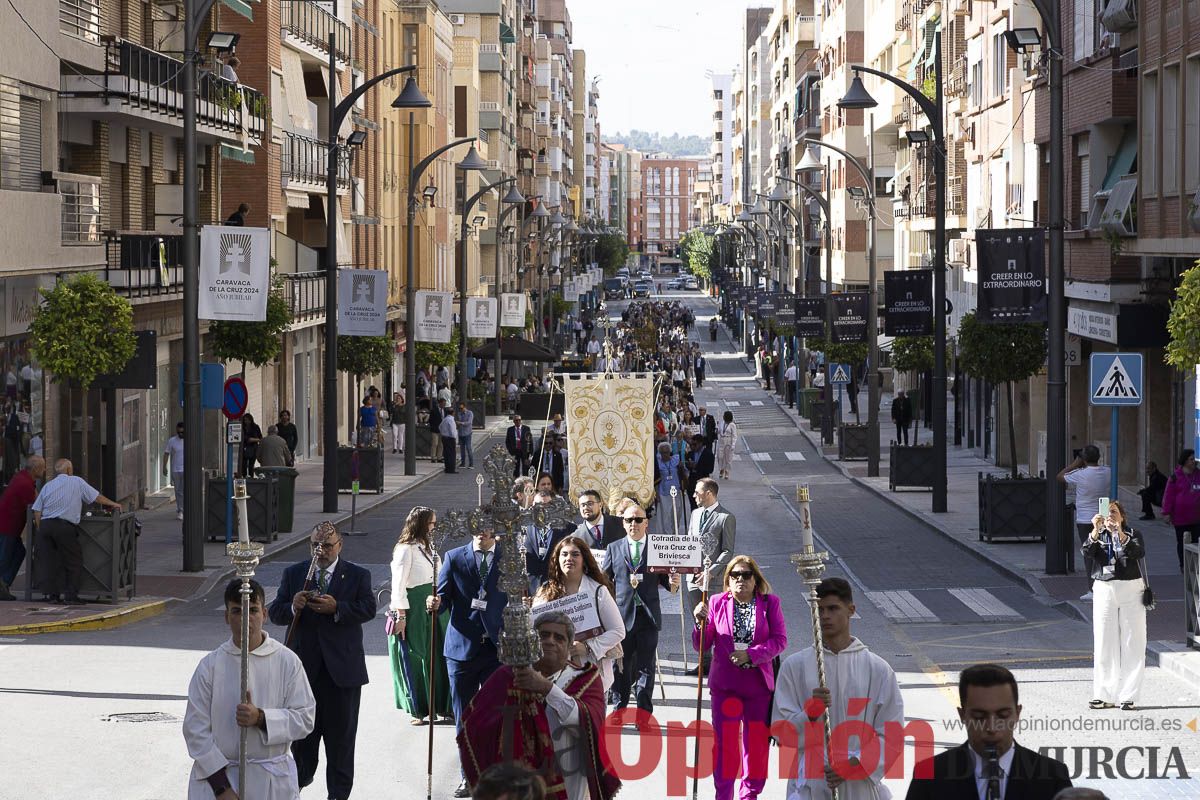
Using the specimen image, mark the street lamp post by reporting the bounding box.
[839,33,948,512]
[457,176,518,406]
[402,112,486,478]
[798,130,882,478]
[493,185,526,417]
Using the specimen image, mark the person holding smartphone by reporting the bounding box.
[1082,500,1147,711]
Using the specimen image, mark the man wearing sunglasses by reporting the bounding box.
[601,502,681,713]
[268,522,376,800]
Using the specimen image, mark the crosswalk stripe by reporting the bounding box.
[785,451,806,461]
[749,400,763,406]
[948,588,1022,621]
[749,452,772,461]
[726,401,741,407]
[866,590,939,623]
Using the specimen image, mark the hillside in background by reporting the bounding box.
[605,130,711,157]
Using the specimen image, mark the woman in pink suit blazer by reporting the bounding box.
[693,555,788,800]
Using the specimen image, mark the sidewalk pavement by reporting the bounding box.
[757,368,1200,686]
[0,418,511,635]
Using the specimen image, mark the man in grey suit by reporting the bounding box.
[602,500,681,712]
[685,477,736,676]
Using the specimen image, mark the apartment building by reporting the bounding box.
[709,72,734,217]
[600,141,632,236]
[693,164,715,226]
[639,156,701,259]
[731,8,774,216]
[1,0,270,501]
[581,71,601,220]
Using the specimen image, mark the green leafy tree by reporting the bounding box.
[1166,259,1200,370]
[29,273,136,389]
[606,130,712,157]
[337,335,393,379]
[208,281,292,368]
[958,312,1046,477]
[679,230,714,281]
[891,336,934,373]
[415,329,460,377]
[595,233,630,275]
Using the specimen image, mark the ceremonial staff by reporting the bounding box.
[226,479,262,800]
[690,526,719,800]
[423,513,461,800]
[790,484,836,800]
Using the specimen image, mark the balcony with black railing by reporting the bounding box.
[105,232,183,299]
[282,270,327,321]
[282,131,350,191]
[60,39,266,145]
[280,1,352,65]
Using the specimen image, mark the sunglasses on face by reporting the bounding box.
[622,517,646,524]
[729,570,754,580]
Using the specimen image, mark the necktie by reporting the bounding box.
[592,524,601,545]
[479,551,490,582]
[700,508,711,529]
[539,529,549,553]
[632,539,642,567]
[986,762,1002,800]
[317,569,328,594]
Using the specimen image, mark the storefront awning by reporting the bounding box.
[499,23,516,44]
[219,143,254,164]
[218,0,254,21]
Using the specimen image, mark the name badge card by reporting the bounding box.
[534,590,602,640]
[645,535,703,574]
[470,598,488,611]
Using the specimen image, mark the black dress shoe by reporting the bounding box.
[684,665,710,677]
[453,779,471,798]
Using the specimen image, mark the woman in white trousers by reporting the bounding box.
[717,410,738,480]
[1082,500,1147,711]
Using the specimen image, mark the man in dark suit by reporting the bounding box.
[524,490,570,593]
[602,501,681,713]
[505,415,533,477]
[892,390,914,446]
[905,663,1071,800]
[427,525,506,798]
[573,489,624,549]
[695,406,718,446]
[693,353,706,388]
[268,521,376,800]
[685,435,715,508]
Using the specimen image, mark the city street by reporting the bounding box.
[2,291,1197,798]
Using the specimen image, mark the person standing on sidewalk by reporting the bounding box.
[1161,448,1200,572]
[1058,445,1111,601]
[455,402,474,470]
[277,410,299,459]
[1082,500,1147,711]
[891,391,913,446]
[784,360,798,408]
[388,391,405,455]
[258,426,294,468]
[32,459,122,604]
[1136,461,1168,521]
[163,422,185,521]
[0,455,43,600]
[438,399,458,474]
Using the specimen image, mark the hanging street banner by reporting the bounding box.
[198,225,270,321]
[756,292,777,321]
[337,269,388,336]
[564,278,581,302]
[975,228,1047,323]
[795,296,826,338]
[500,292,527,328]
[775,293,796,328]
[466,297,498,338]
[831,292,870,343]
[414,290,452,343]
[884,269,934,336]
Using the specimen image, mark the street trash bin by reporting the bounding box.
[260,466,299,533]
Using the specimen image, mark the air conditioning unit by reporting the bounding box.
[448,13,466,25]
[948,238,969,265]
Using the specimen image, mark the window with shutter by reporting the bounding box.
[19,97,42,192]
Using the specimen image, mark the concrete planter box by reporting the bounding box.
[807,400,840,432]
[978,473,1047,542]
[889,444,938,491]
[838,424,871,461]
[25,509,138,602]
[206,476,278,542]
[337,446,385,493]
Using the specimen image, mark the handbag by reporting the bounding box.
[1139,558,1155,610]
[384,608,403,636]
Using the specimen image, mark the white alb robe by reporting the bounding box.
[183,632,316,800]
[771,638,904,800]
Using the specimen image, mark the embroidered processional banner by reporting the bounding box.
[563,374,655,510]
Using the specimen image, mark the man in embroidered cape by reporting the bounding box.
[458,612,620,800]
[184,579,316,799]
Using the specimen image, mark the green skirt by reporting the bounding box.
[387,583,451,718]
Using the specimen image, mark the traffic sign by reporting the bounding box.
[222,376,249,420]
[830,363,852,385]
[1089,353,1143,406]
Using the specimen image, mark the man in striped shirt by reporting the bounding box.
[33,458,121,605]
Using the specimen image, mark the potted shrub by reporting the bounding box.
[336,335,393,493]
[890,336,934,444]
[958,312,1048,539]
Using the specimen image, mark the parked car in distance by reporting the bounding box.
[683,276,699,290]
[666,278,684,290]
[632,280,653,297]
[604,277,626,299]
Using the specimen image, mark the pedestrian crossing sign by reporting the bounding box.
[830,363,852,384]
[1089,353,1143,406]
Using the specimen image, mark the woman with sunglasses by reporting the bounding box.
[532,536,626,691]
[692,555,788,800]
[1083,499,1148,711]
[387,506,451,725]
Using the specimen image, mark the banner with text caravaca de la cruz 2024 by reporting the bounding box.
[564,373,655,511]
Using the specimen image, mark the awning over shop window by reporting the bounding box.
[218,0,254,21]
[499,23,516,44]
[219,143,254,164]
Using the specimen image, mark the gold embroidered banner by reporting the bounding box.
[564,374,655,511]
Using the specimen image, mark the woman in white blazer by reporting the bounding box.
[532,534,626,690]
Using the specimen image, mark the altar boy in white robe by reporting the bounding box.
[184,579,316,800]
[771,577,904,800]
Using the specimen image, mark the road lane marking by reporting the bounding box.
[725,401,740,407]
[749,400,764,406]
[785,451,806,461]
[948,588,1022,621]
[866,590,939,623]
[749,452,772,461]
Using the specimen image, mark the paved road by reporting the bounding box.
[1,289,1196,798]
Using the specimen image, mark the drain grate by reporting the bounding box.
[103,712,181,724]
